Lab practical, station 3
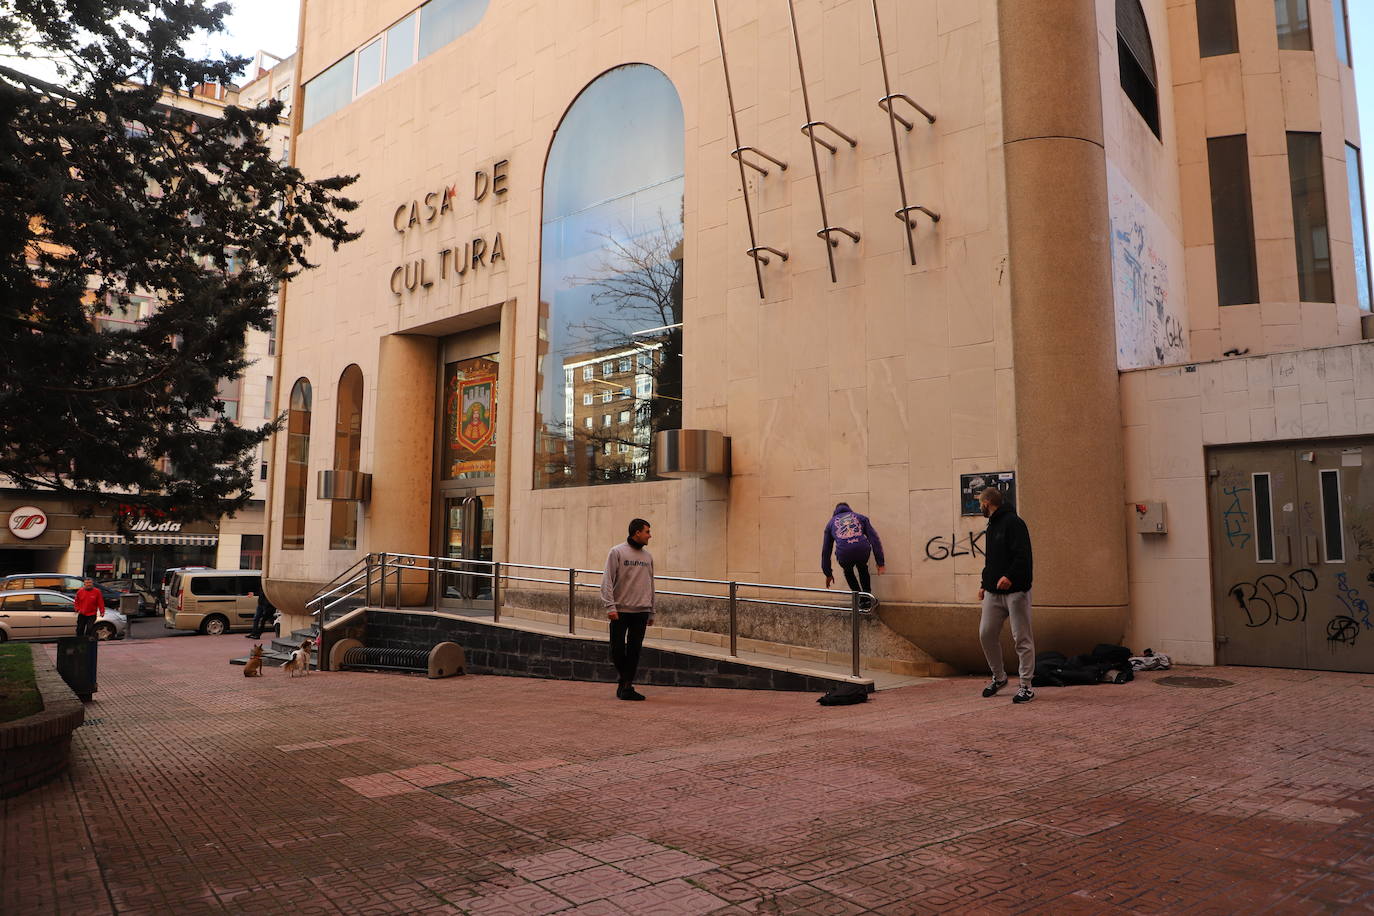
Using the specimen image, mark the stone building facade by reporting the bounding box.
[265,0,1374,674]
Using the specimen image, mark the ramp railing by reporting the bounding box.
[306,552,875,678]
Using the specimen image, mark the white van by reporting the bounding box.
[164,569,266,635]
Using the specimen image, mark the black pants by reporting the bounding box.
[609,612,649,687]
[76,614,96,637]
[840,561,872,595]
[250,604,274,636]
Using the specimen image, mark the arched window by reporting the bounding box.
[330,365,364,550]
[534,64,685,488]
[281,378,312,550]
[1117,0,1160,139]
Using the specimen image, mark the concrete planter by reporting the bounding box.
[0,645,85,798]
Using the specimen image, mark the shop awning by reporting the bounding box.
[84,532,219,546]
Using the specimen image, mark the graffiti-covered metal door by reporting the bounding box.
[1291,442,1374,672]
[1208,441,1374,673]
[1209,447,1307,668]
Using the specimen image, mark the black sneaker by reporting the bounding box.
[981,678,1008,698]
[618,686,646,701]
[1012,686,1035,704]
[245,633,260,639]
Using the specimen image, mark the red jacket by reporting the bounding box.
[73,586,104,615]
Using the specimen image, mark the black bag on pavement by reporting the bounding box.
[817,684,869,706]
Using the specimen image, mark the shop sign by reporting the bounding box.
[7,506,48,539]
[117,505,184,533]
[389,158,510,296]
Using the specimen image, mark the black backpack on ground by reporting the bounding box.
[1033,645,1135,687]
[817,684,869,706]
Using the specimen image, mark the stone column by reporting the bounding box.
[370,334,438,604]
[998,0,1129,630]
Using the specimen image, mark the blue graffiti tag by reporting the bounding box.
[1335,573,1374,632]
[1222,485,1251,549]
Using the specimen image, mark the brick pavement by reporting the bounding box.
[2,636,1373,914]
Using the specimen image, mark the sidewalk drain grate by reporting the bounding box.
[1157,676,1233,689]
[80,718,103,727]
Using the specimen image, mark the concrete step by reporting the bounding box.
[269,626,319,657]
[229,650,317,670]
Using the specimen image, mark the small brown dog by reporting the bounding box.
[284,636,313,677]
[243,644,265,677]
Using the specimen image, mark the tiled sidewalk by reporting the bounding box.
[3,637,1372,914]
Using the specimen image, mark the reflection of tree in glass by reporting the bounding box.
[564,216,683,481]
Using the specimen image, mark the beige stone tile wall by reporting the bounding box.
[1121,340,1374,663]
[1166,0,1365,362]
[1097,0,1190,370]
[270,0,1014,608]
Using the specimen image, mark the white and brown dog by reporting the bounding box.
[283,637,314,677]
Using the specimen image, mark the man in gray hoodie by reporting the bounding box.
[601,518,655,700]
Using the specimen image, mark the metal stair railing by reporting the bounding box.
[317,551,876,679]
[304,556,373,624]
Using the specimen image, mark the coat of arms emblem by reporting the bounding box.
[453,374,496,452]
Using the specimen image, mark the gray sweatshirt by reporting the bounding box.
[601,542,655,613]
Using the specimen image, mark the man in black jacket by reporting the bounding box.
[977,487,1036,703]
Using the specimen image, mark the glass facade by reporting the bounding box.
[355,39,383,96]
[301,56,353,129]
[1347,144,1371,310]
[1196,0,1239,57]
[534,64,684,489]
[282,378,312,549]
[240,534,264,570]
[1334,0,1351,66]
[1116,0,1160,138]
[302,0,488,129]
[329,365,364,550]
[1287,132,1334,303]
[385,14,417,81]
[418,0,488,59]
[1207,135,1260,306]
[1274,0,1312,51]
[442,355,499,479]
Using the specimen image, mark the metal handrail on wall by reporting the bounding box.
[869,0,939,266]
[712,0,789,300]
[786,0,860,284]
[305,551,875,678]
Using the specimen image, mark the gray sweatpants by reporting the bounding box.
[979,590,1035,688]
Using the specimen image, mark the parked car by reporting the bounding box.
[0,574,120,609]
[159,566,209,612]
[101,578,158,616]
[164,569,270,635]
[0,589,127,641]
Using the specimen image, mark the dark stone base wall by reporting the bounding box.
[0,646,85,799]
[1,733,72,799]
[356,611,865,693]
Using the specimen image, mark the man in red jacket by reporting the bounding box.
[73,578,104,638]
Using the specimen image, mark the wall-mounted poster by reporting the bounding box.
[960,471,1016,516]
[443,355,498,478]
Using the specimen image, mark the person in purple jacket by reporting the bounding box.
[821,503,885,609]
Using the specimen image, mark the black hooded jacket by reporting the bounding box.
[981,506,1033,593]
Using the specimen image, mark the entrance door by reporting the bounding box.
[1209,439,1374,673]
[435,331,499,609]
[440,489,494,603]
